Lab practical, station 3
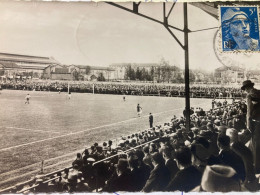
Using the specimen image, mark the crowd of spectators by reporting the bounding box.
[0,80,245,98]
[10,99,260,193]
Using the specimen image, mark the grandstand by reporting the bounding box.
[0,52,60,79]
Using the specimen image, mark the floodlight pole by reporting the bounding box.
[184,3,190,131]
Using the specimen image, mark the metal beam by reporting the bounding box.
[165,27,184,49]
[106,2,183,32]
[184,2,190,132]
[166,1,177,19]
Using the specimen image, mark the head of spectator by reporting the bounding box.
[218,125,228,136]
[76,153,82,159]
[195,137,210,149]
[128,155,139,171]
[226,128,238,144]
[143,145,150,155]
[207,122,215,131]
[200,165,240,192]
[227,120,233,128]
[241,80,254,93]
[149,143,157,154]
[175,147,192,170]
[162,146,175,162]
[116,158,129,176]
[217,135,230,151]
[151,152,165,167]
[64,168,69,177]
[191,143,210,167]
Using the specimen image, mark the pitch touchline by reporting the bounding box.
[0,107,184,152]
[5,127,61,134]
[0,102,209,152]
[0,102,209,185]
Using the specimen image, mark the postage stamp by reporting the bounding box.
[220,6,260,52]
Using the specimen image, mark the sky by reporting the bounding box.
[0,1,259,71]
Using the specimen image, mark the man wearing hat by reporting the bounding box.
[241,80,260,173]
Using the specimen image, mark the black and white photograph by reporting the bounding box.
[0,0,260,193]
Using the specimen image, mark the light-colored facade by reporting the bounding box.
[214,66,245,84]
[43,64,115,81]
[110,63,159,80]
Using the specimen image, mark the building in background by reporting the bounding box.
[109,63,183,83]
[43,64,115,81]
[0,52,60,79]
[214,66,245,84]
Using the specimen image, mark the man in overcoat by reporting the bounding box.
[241,80,260,173]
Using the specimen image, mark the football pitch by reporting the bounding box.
[0,90,212,189]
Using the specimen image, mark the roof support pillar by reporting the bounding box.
[184,2,190,131]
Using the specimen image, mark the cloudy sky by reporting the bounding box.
[1,1,256,71]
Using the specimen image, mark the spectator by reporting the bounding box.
[165,147,202,192]
[217,135,246,182]
[142,152,171,192]
[161,147,179,179]
[72,153,83,171]
[104,158,132,192]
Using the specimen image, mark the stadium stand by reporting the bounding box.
[0,80,245,99]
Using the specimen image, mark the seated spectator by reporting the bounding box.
[128,155,145,191]
[161,147,179,179]
[135,150,151,187]
[142,152,171,192]
[190,143,210,173]
[72,153,83,170]
[104,158,132,192]
[217,135,246,182]
[143,145,153,169]
[165,147,202,192]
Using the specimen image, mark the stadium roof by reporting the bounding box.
[0,61,21,69]
[0,52,60,65]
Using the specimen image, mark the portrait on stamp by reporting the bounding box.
[220,6,260,51]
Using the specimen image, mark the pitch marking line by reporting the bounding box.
[4,127,61,134]
[0,108,185,152]
[0,102,209,184]
[0,102,209,152]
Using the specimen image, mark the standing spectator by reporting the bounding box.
[241,80,260,173]
[149,113,153,128]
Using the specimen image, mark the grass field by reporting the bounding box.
[0,89,212,190]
